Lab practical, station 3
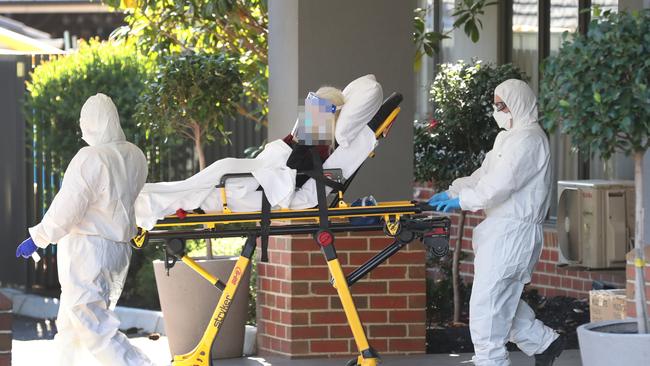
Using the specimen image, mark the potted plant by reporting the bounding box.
[152,238,251,360]
[415,60,526,325]
[138,52,251,359]
[540,8,650,365]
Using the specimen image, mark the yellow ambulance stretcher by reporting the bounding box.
[130,93,450,366]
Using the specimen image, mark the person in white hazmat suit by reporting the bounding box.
[429,79,565,366]
[15,94,155,366]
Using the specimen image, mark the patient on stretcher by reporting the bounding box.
[135,75,383,230]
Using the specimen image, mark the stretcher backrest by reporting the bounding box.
[368,92,403,139]
[326,92,403,207]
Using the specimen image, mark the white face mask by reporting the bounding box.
[492,107,512,130]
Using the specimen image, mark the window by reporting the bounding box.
[547,0,580,218]
[512,0,539,90]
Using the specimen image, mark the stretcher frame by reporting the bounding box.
[130,93,450,366]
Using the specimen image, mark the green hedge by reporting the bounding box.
[25,39,150,176]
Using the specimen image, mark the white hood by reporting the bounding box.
[494,79,538,130]
[79,93,126,146]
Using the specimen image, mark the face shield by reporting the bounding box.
[293,92,337,148]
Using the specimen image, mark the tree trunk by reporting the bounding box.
[193,133,207,171]
[633,151,648,333]
[452,211,466,325]
[190,121,212,259]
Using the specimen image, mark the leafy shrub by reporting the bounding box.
[414,60,526,189]
[137,52,243,170]
[25,39,150,176]
[540,9,650,158]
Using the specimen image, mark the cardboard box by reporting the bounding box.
[589,289,627,322]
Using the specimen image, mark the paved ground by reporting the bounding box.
[213,351,582,366]
[12,339,582,366]
[12,315,172,365]
[12,316,582,366]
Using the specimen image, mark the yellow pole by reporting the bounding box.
[326,258,371,351]
[181,256,220,286]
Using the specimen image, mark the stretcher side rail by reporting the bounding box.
[153,203,422,226]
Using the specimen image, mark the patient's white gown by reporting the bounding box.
[134,127,377,230]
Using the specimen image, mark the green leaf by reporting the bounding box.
[414,17,425,34]
[453,13,471,29]
[593,5,602,18]
[593,92,601,103]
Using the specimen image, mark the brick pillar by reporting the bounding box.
[257,230,427,358]
[0,293,12,366]
[625,246,650,318]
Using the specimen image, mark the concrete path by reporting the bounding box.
[214,351,582,366]
[12,337,172,365]
[12,335,582,366]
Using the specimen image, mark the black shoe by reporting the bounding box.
[534,334,566,366]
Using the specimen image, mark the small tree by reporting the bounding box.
[415,60,526,324]
[540,9,650,333]
[137,53,243,171]
[109,0,268,126]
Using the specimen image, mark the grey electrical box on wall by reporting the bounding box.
[557,180,635,270]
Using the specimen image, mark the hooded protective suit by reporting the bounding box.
[28,94,153,366]
[447,79,557,365]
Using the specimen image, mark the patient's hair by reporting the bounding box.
[316,86,344,119]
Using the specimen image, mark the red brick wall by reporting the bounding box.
[625,246,650,318]
[257,230,427,358]
[414,183,626,299]
[0,293,12,366]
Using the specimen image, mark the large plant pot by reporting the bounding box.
[577,320,650,366]
[153,257,250,359]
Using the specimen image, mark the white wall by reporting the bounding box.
[268,0,299,141]
[619,0,646,10]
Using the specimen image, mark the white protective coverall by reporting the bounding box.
[447,79,557,365]
[28,94,153,366]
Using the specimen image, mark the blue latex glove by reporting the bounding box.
[427,191,449,206]
[16,237,38,259]
[433,197,461,213]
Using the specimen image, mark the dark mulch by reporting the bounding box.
[426,289,590,354]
